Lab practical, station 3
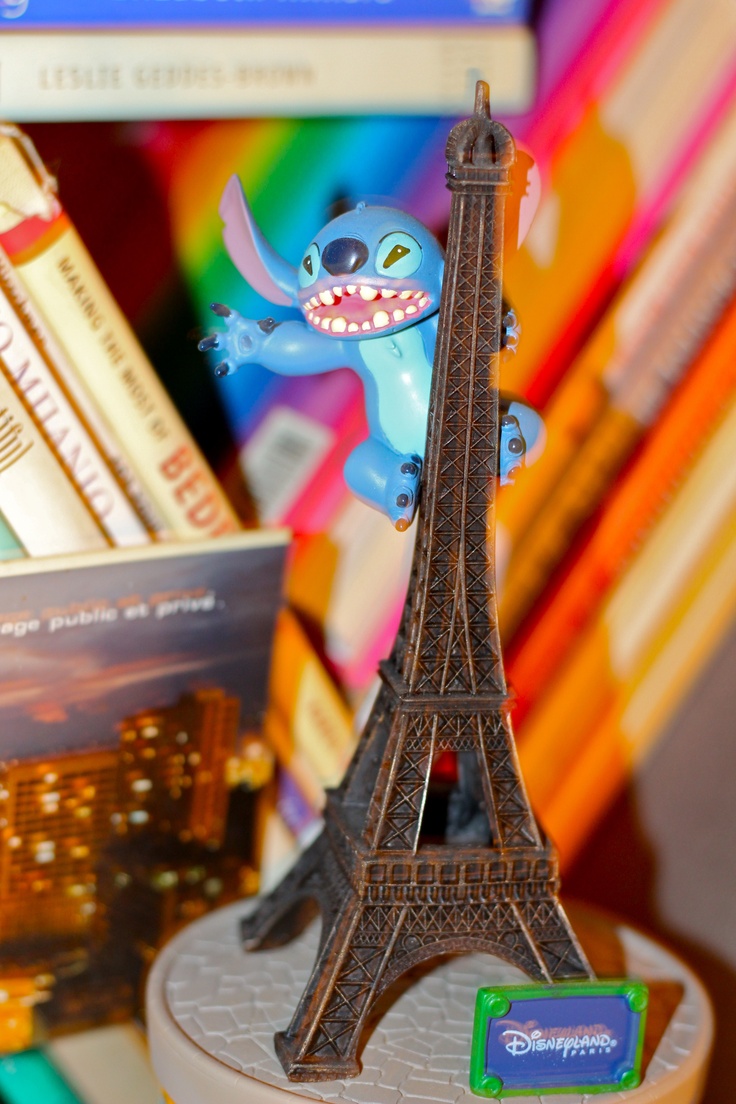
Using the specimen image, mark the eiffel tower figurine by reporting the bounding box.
[241,80,593,1082]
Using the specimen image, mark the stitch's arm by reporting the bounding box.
[199,306,356,377]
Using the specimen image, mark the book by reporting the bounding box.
[0,27,536,121]
[498,95,736,640]
[501,0,736,407]
[0,528,287,1044]
[266,607,355,791]
[0,354,110,556]
[46,1024,163,1104]
[0,124,241,541]
[1,0,534,27]
[286,495,415,693]
[0,1049,85,1103]
[543,503,736,870]
[0,247,154,548]
[516,392,736,826]
[506,294,736,727]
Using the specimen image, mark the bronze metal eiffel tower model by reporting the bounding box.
[241,82,592,1082]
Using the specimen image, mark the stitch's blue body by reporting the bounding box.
[202,177,540,529]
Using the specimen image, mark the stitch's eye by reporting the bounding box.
[376,232,422,278]
[299,243,320,288]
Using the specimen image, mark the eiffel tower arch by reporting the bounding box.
[241,82,592,1083]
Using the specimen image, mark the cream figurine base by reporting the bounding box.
[147,899,713,1104]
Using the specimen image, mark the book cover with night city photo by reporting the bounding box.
[0,530,287,1048]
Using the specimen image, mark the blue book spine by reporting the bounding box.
[1,0,533,30]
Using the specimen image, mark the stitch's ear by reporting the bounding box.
[219,175,299,307]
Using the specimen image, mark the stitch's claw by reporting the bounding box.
[499,413,526,486]
[198,334,219,352]
[202,309,274,378]
[388,454,422,531]
[501,305,520,354]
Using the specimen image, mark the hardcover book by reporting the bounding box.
[0,530,287,1047]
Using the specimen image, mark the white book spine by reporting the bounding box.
[0,28,535,120]
[0,357,109,556]
[0,248,155,548]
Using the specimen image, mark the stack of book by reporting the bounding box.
[107,0,736,868]
[0,124,303,1050]
[5,0,736,1050]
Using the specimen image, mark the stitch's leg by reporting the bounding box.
[344,439,422,531]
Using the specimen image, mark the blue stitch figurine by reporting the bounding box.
[201,176,543,530]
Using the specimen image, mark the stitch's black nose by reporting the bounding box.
[322,237,369,276]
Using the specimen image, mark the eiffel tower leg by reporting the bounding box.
[516,895,594,980]
[241,832,330,950]
[275,898,405,1081]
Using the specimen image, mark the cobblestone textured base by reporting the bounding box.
[147,899,712,1104]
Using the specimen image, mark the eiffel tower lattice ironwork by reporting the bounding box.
[241,81,593,1082]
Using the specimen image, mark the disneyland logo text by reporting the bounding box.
[500,1023,618,1059]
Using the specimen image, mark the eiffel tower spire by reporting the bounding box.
[241,82,592,1082]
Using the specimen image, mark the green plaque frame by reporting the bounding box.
[470,979,649,1098]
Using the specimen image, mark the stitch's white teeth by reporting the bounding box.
[360,286,379,301]
[331,316,347,333]
[308,311,315,321]
[348,322,359,333]
[373,310,390,329]
[319,290,335,306]
[418,297,429,308]
[381,288,397,298]
[311,296,320,308]
[392,309,405,322]
[362,321,372,331]
[405,305,418,315]
[399,290,415,300]
[413,291,423,299]
[321,317,331,330]
[346,284,358,295]
[333,286,343,298]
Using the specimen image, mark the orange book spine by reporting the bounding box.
[498,97,736,639]
[543,506,736,869]
[507,295,736,724]
[516,392,736,815]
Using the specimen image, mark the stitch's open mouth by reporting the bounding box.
[299,282,432,334]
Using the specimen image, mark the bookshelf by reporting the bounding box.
[1,0,735,1098]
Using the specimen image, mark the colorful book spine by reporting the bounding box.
[544,504,736,870]
[0,248,154,548]
[498,95,736,640]
[0,124,240,541]
[0,28,535,121]
[2,0,534,27]
[507,294,736,726]
[516,391,736,823]
[0,353,109,556]
[45,1023,163,1104]
[502,0,736,407]
[266,607,355,791]
[0,1050,84,1104]
[286,496,415,693]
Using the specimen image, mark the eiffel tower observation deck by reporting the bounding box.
[240,81,592,1083]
